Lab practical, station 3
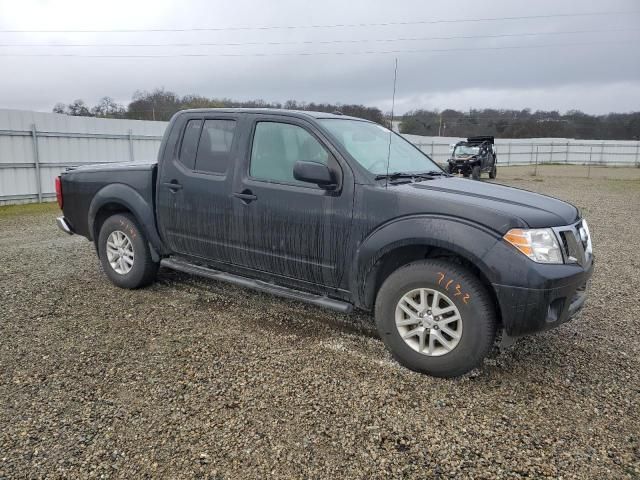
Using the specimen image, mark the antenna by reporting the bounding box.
[385,58,398,189]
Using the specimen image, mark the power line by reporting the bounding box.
[0,40,632,58]
[0,11,637,33]
[0,27,636,48]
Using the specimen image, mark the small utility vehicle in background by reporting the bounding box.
[447,136,497,180]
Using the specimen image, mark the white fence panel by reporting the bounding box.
[0,109,167,205]
[2,109,640,206]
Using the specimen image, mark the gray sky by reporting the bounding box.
[0,0,639,114]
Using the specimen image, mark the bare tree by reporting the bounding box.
[66,100,92,117]
[91,97,126,118]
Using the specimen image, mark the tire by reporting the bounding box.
[98,213,158,289]
[471,165,481,180]
[375,259,496,378]
[445,163,454,174]
[489,164,497,179]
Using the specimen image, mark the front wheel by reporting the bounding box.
[375,260,496,377]
[471,165,481,180]
[489,164,497,179]
[98,213,158,289]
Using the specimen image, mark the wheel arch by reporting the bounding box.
[88,183,165,259]
[351,215,502,323]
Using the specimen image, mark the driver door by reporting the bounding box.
[230,115,354,289]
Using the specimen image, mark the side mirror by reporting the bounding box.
[293,161,337,189]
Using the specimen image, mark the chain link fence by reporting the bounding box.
[405,135,640,168]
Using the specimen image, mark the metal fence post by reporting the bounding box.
[588,146,593,178]
[565,141,569,164]
[635,141,640,167]
[530,143,534,166]
[30,123,42,202]
[600,142,605,165]
[128,129,135,162]
[507,142,511,166]
[534,146,539,176]
[549,142,554,164]
[431,140,434,158]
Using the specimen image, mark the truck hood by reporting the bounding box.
[391,177,579,232]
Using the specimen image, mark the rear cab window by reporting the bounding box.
[195,120,236,174]
[178,119,202,170]
[177,117,236,174]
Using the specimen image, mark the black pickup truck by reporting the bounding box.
[55,109,593,377]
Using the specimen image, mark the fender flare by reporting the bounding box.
[349,215,502,310]
[88,183,165,257]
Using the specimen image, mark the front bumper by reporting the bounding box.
[448,159,480,173]
[492,259,594,337]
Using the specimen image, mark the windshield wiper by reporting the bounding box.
[375,170,450,182]
[374,172,416,180]
[416,170,449,177]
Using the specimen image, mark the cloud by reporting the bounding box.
[0,0,638,114]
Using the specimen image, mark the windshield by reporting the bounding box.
[454,145,480,157]
[318,119,440,175]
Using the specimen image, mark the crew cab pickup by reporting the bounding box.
[55,109,594,377]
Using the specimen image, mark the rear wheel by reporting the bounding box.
[375,259,496,378]
[489,164,497,179]
[472,165,481,180]
[98,213,158,289]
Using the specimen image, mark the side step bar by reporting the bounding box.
[160,258,353,314]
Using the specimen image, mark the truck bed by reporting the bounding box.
[60,161,157,240]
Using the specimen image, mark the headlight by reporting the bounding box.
[503,228,563,264]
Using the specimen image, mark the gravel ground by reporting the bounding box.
[1,169,639,479]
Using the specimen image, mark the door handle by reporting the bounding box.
[233,190,257,203]
[162,181,183,192]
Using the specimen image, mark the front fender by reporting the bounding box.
[350,215,502,309]
[88,183,165,254]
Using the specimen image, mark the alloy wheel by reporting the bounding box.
[106,230,135,275]
[395,288,463,356]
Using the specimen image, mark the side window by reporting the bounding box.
[250,122,330,184]
[194,119,236,174]
[178,119,202,170]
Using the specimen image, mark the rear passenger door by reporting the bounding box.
[157,114,242,263]
[230,115,354,289]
